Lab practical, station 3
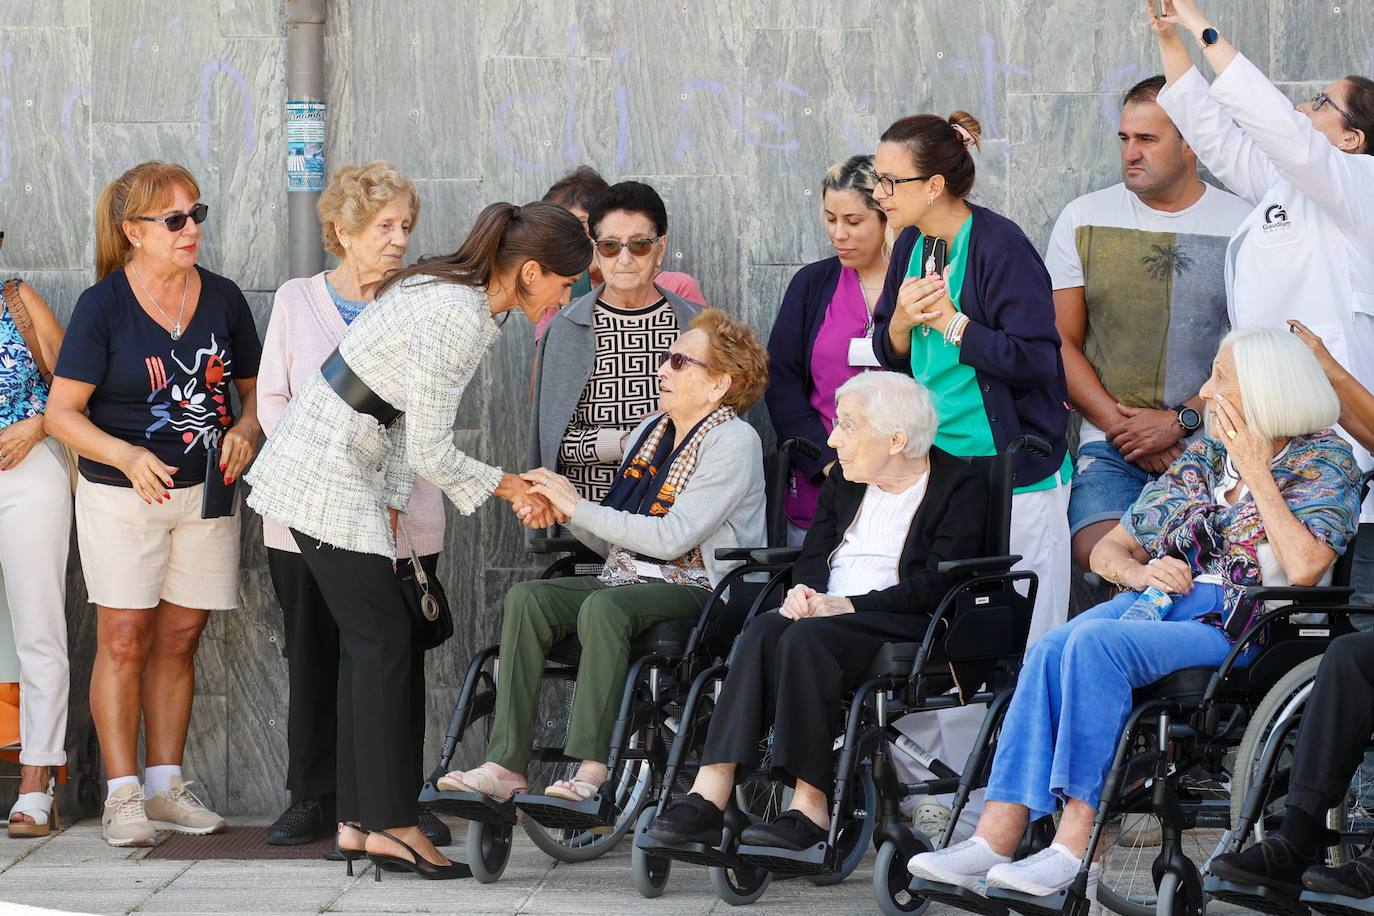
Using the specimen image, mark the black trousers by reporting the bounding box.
[290,533,433,829]
[1288,629,1374,818]
[700,610,929,794]
[267,548,433,806]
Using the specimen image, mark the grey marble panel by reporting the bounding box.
[614,2,746,176]
[193,600,228,697]
[321,0,355,171]
[224,570,290,815]
[620,174,740,314]
[1199,0,1272,75]
[483,0,612,58]
[421,684,461,775]
[220,0,284,38]
[0,26,93,270]
[741,28,877,267]
[5,271,94,323]
[91,1,221,123]
[971,137,1012,217]
[182,693,227,815]
[348,0,482,179]
[1005,93,1123,253]
[743,263,802,345]
[1273,0,1372,82]
[479,56,617,192]
[408,178,484,267]
[0,0,87,26]
[1000,0,1154,95]
[212,38,288,294]
[89,123,226,276]
[745,0,869,30]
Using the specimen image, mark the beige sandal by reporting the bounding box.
[541,777,602,802]
[8,777,57,838]
[435,763,527,801]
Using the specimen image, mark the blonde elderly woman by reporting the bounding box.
[441,308,768,805]
[256,162,447,848]
[910,328,1361,900]
[48,161,262,847]
[647,372,988,851]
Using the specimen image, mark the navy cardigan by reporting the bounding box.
[764,256,845,482]
[871,205,1070,488]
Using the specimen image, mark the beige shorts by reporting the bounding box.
[75,477,241,610]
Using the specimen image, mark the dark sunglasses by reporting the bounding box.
[136,202,210,232]
[594,235,660,258]
[1312,92,1354,123]
[665,351,709,372]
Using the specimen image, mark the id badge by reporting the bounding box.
[848,335,881,368]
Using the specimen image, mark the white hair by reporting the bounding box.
[1221,327,1340,441]
[835,371,938,458]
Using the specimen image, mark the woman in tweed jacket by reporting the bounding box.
[246,201,591,879]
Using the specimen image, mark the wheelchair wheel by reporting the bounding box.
[872,831,932,916]
[806,762,878,886]
[631,808,671,898]
[709,852,772,906]
[466,819,512,884]
[1154,867,1205,916]
[522,727,656,862]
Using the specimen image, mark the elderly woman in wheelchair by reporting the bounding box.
[910,327,1362,902]
[644,371,989,851]
[436,308,768,803]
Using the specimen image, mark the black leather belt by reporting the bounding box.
[321,348,401,426]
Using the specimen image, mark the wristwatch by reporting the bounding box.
[1199,27,1219,48]
[1176,405,1202,435]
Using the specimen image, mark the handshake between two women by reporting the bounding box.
[494,467,582,530]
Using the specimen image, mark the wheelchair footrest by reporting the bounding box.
[986,884,1089,916]
[909,878,1009,916]
[1303,890,1374,916]
[513,791,613,829]
[634,829,737,869]
[1204,876,1309,915]
[736,841,830,877]
[418,784,517,826]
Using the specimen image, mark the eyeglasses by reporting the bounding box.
[875,174,930,196]
[136,203,210,232]
[1312,92,1354,123]
[665,351,709,372]
[833,416,863,435]
[594,236,660,258]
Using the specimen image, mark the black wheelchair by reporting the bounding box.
[915,471,1374,916]
[632,438,1045,911]
[416,439,816,882]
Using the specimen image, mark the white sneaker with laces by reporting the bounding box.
[913,801,952,841]
[102,783,155,847]
[144,775,225,835]
[985,842,1101,899]
[908,835,1011,893]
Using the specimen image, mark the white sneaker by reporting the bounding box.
[986,842,1101,899]
[102,783,155,847]
[908,836,1011,893]
[913,801,952,841]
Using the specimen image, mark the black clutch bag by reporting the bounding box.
[397,519,453,650]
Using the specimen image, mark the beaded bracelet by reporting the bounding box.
[944,312,970,346]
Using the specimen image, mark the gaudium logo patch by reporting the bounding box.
[1261,203,1293,233]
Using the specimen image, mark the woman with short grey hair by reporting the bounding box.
[647,372,989,852]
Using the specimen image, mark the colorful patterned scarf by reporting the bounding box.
[598,405,737,588]
[1123,429,1360,641]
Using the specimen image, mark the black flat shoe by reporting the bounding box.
[418,804,452,847]
[1209,835,1319,897]
[645,793,724,846]
[1303,854,1374,897]
[739,810,828,851]
[268,795,334,846]
[366,829,472,881]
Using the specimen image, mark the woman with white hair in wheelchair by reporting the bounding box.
[645,371,989,851]
[437,307,769,803]
[910,326,1362,900]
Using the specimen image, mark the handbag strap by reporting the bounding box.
[2,279,52,384]
[396,517,429,592]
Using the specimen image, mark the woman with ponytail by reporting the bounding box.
[47,161,262,847]
[246,200,591,880]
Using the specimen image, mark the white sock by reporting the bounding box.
[144,765,182,797]
[106,775,139,800]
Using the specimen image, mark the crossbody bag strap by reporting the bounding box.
[2,278,52,384]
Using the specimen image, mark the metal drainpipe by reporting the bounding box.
[286,0,326,278]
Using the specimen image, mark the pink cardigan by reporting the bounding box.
[256,272,446,555]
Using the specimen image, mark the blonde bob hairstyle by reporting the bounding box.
[1221,327,1340,442]
[835,372,938,459]
[95,161,200,280]
[317,161,420,257]
[689,307,770,414]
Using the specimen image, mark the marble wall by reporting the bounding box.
[0,0,1365,815]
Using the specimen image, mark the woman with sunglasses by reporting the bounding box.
[440,307,767,805]
[530,181,702,511]
[1149,0,1374,472]
[47,161,262,847]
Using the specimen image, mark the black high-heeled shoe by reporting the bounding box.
[335,822,368,877]
[366,829,471,881]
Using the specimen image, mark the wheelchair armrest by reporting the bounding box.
[937,554,1023,576]
[528,536,589,555]
[1243,585,1356,604]
[748,547,804,565]
[714,546,763,561]
[1083,572,1107,589]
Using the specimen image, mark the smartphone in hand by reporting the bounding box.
[923,236,948,279]
[201,446,239,519]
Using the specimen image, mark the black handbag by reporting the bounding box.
[397,519,453,650]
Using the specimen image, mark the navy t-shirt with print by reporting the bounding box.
[56,266,263,487]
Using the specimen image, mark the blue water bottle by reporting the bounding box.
[1120,586,1172,622]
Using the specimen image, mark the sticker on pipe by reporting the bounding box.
[286,101,326,192]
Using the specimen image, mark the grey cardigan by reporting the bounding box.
[528,283,702,472]
[565,415,765,589]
